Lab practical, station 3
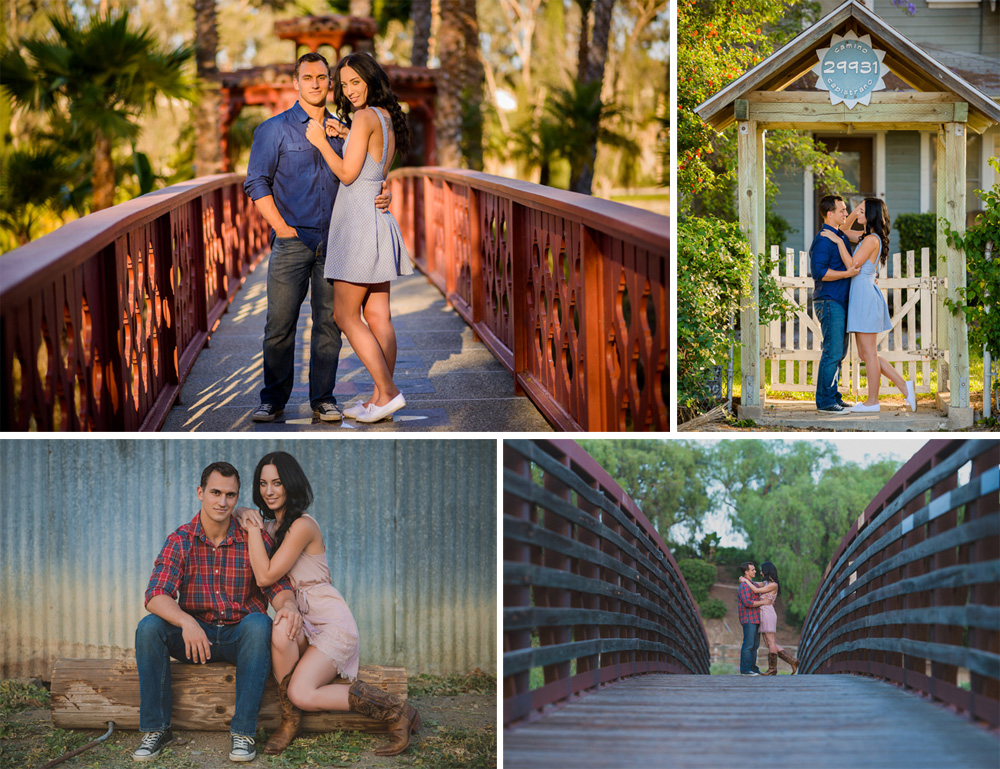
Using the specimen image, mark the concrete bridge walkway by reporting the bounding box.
[503,674,999,769]
[161,255,551,432]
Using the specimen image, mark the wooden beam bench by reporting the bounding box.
[51,659,407,732]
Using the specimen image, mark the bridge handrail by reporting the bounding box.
[503,439,710,728]
[388,168,669,431]
[1,174,269,431]
[798,439,1000,727]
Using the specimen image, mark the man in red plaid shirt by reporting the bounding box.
[133,461,301,763]
[738,562,770,676]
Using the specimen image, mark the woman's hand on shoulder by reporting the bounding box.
[820,230,839,243]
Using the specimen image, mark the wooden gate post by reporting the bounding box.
[737,114,766,418]
[943,122,972,428]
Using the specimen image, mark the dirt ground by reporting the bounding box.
[0,676,496,769]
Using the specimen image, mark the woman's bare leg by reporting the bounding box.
[856,332,882,405]
[358,283,396,408]
[762,631,783,654]
[271,616,309,682]
[286,646,351,712]
[334,280,399,406]
[877,354,907,394]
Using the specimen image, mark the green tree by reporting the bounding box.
[678,558,716,603]
[0,145,73,245]
[578,439,712,537]
[709,441,901,626]
[2,10,194,211]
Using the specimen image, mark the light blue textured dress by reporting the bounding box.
[847,237,892,333]
[324,108,413,284]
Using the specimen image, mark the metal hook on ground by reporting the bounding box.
[37,720,115,769]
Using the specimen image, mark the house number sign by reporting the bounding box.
[813,31,888,109]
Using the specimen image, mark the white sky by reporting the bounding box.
[674,437,928,547]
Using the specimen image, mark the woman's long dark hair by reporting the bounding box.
[863,197,891,268]
[760,561,780,597]
[252,452,314,551]
[332,51,411,158]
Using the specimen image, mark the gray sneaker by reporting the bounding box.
[133,730,174,761]
[312,402,343,422]
[229,734,256,762]
[251,403,283,422]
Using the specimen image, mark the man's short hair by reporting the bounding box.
[293,52,330,80]
[739,561,755,576]
[819,194,844,219]
[200,461,240,489]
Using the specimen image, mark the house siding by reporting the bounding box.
[884,131,924,256]
[771,165,807,254]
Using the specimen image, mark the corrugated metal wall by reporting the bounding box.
[0,439,497,680]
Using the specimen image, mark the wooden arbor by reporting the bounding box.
[695,0,1000,427]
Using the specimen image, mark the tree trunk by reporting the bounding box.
[412,0,432,67]
[91,130,115,211]
[573,0,615,194]
[193,0,223,177]
[51,659,407,731]
[460,0,484,171]
[436,0,464,167]
[575,0,592,85]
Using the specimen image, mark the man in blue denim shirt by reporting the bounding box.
[244,52,390,423]
[810,195,861,414]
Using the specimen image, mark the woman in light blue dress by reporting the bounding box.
[305,52,412,424]
[821,197,915,414]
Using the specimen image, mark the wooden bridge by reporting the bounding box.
[0,171,668,432]
[503,439,1000,768]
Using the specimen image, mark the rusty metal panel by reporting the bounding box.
[0,439,497,679]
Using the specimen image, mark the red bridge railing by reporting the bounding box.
[503,439,709,727]
[389,169,669,431]
[1,175,269,431]
[798,439,1000,727]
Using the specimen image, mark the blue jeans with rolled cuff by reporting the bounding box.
[814,298,849,409]
[740,621,761,674]
[135,612,272,737]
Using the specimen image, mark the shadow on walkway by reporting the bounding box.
[161,255,552,432]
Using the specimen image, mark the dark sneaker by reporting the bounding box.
[252,403,283,422]
[312,402,343,422]
[818,403,851,414]
[229,734,256,762]
[133,730,174,761]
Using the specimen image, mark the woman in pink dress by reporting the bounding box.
[739,561,798,675]
[237,452,419,756]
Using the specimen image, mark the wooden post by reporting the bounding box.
[737,117,765,418]
[943,122,972,427]
[935,129,949,396]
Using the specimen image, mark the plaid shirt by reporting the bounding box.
[145,513,293,624]
[738,581,761,625]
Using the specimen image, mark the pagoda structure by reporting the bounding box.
[217,15,437,169]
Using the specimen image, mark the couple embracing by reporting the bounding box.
[132,454,418,762]
[246,50,412,426]
[737,561,798,677]
[810,195,917,416]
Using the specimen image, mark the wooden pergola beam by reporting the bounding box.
[737,92,970,129]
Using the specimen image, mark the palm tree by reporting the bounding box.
[436,0,483,169]
[0,145,73,246]
[571,0,616,194]
[2,10,193,210]
[411,0,431,66]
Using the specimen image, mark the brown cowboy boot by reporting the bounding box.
[777,650,799,674]
[765,653,778,675]
[348,680,421,756]
[264,673,302,754]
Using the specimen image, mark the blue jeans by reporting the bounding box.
[261,236,342,409]
[814,298,848,409]
[740,621,761,674]
[135,613,272,736]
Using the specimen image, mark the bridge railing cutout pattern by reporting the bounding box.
[503,439,710,727]
[389,169,669,432]
[799,439,1000,727]
[1,175,269,431]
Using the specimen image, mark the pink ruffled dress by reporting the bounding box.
[266,516,360,680]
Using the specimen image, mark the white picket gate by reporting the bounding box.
[764,245,944,396]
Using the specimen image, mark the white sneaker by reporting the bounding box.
[852,403,881,413]
[356,392,406,423]
[343,401,368,419]
[905,381,916,412]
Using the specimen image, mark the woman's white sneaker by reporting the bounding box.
[852,403,881,413]
[905,381,917,412]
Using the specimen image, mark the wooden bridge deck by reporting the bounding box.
[503,675,1000,769]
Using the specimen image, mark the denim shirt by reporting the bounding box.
[810,224,852,307]
[244,102,345,255]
